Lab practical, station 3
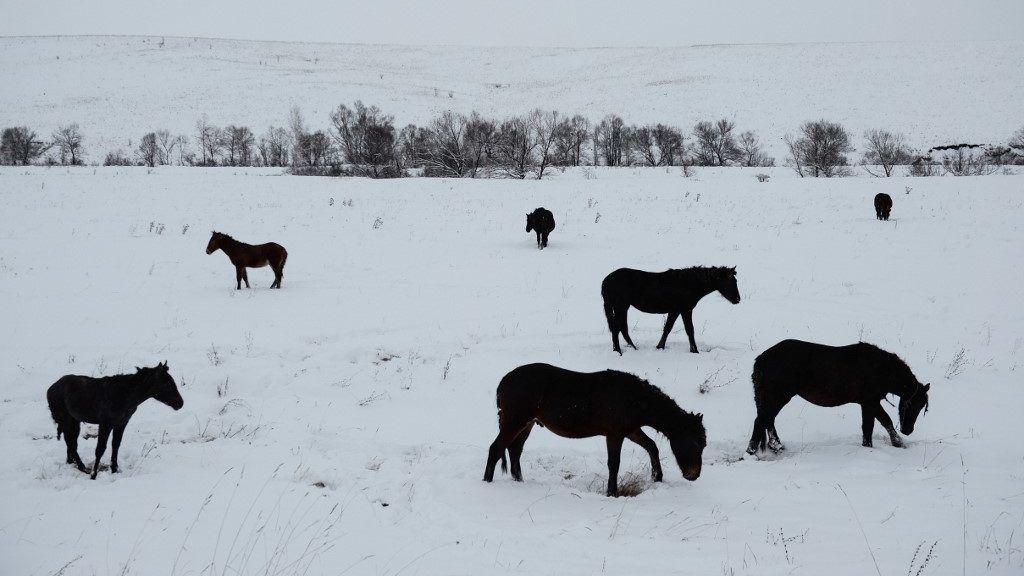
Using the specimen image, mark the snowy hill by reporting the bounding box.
[1,35,1023,161]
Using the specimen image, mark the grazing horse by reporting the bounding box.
[746,340,930,454]
[483,363,706,496]
[47,362,184,479]
[874,193,893,220]
[525,207,555,249]
[206,231,288,289]
[601,266,741,354]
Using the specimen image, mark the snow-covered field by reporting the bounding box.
[1,165,1022,575]
[2,36,1023,160]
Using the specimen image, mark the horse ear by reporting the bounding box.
[924,383,930,391]
[697,413,703,421]
[135,366,141,372]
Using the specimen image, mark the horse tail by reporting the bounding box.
[500,453,508,473]
[280,247,288,270]
[602,299,616,333]
[46,385,63,440]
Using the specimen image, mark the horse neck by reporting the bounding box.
[644,399,691,439]
[676,271,719,299]
[217,236,242,256]
[114,375,156,408]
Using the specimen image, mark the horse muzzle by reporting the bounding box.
[682,466,701,481]
[901,425,913,435]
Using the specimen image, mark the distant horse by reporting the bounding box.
[47,362,184,479]
[483,363,706,496]
[601,266,741,354]
[206,231,288,289]
[874,193,893,220]
[746,340,930,454]
[525,207,555,249]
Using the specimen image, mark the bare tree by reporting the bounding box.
[861,129,911,176]
[463,113,498,178]
[693,119,740,166]
[735,131,774,167]
[258,126,291,167]
[330,101,398,177]
[632,124,685,166]
[155,130,176,166]
[296,130,331,168]
[492,114,537,179]
[784,120,854,177]
[137,132,159,167]
[421,111,468,177]
[1,127,50,165]
[51,124,85,165]
[532,110,560,179]
[595,115,628,166]
[224,125,255,166]
[288,106,308,169]
[195,116,224,166]
[552,114,590,166]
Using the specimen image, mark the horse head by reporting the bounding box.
[139,361,184,410]
[898,381,930,435]
[525,213,534,233]
[717,267,741,305]
[669,412,706,481]
[206,231,221,254]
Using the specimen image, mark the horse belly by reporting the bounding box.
[796,385,858,408]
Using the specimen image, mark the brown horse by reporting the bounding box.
[874,193,893,220]
[483,363,706,496]
[206,231,287,289]
[747,340,930,455]
[47,362,184,479]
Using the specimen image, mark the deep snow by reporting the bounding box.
[1,166,1022,575]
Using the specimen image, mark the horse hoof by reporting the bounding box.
[656,344,665,350]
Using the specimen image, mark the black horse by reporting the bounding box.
[874,193,893,220]
[47,362,184,479]
[525,207,555,249]
[746,340,930,454]
[483,363,706,496]
[601,266,741,354]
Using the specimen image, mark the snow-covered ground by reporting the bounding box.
[1,165,1021,575]
[2,36,1023,161]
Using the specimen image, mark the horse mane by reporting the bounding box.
[670,266,731,284]
[630,374,706,440]
[857,341,919,392]
[213,231,237,242]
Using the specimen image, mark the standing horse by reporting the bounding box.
[746,340,930,454]
[206,231,288,289]
[601,266,741,354]
[47,362,184,479]
[483,363,706,496]
[874,193,893,220]
[525,207,555,249]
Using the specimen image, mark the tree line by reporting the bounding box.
[3,106,1023,178]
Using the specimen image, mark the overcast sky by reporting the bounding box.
[2,0,1022,46]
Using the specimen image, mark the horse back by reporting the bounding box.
[754,340,899,405]
[47,375,104,424]
[497,363,648,437]
[601,268,686,311]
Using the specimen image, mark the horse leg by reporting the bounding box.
[507,422,535,481]
[535,230,542,248]
[746,415,767,455]
[761,396,791,452]
[541,231,548,249]
[682,309,698,353]
[860,404,876,447]
[871,403,904,448]
[484,421,530,482]
[617,305,637,350]
[242,269,250,289]
[63,420,86,471]
[627,430,662,481]
[605,435,624,496]
[656,312,679,349]
[110,424,126,473]
[91,423,111,480]
[605,302,623,354]
[271,263,283,289]
[235,266,244,290]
